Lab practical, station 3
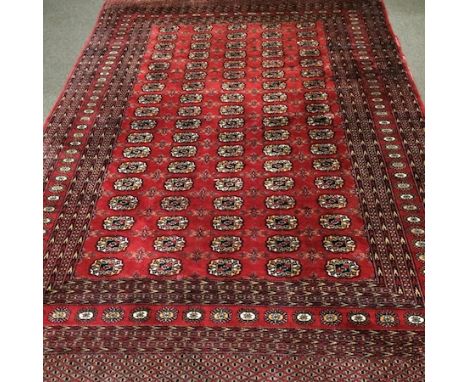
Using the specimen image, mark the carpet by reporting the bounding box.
[43,0,425,380]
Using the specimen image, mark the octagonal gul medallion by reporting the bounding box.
[263,144,291,156]
[323,235,356,253]
[154,236,186,252]
[264,129,289,141]
[149,258,182,276]
[266,215,298,230]
[309,128,334,140]
[264,176,294,191]
[318,194,347,209]
[325,258,360,278]
[267,258,301,277]
[157,216,189,230]
[130,119,156,130]
[211,236,242,253]
[266,235,300,253]
[96,236,129,253]
[213,196,243,211]
[123,146,151,158]
[89,258,124,276]
[103,216,135,231]
[319,214,351,230]
[113,177,143,191]
[161,196,189,211]
[127,132,153,143]
[171,145,197,158]
[264,159,292,172]
[168,161,196,174]
[208,258,242,277]
[310,143,336,155]
[216,160,244,173]
[118,161,147,174]
[265,195,296,210]
[214,177,243,191]
[313,158,340,171]
[109,195,138,210]
[164,177,193,191]
[138,94,162,104]
[173,132,199,143]
[315,176,344,189]
[218,131,244,142]
[212,215,243,231]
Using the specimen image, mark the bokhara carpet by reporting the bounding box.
[43,0,425,380]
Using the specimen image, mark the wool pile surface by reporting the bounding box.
[43,0,425,380]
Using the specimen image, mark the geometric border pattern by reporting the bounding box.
[44,352,425,382]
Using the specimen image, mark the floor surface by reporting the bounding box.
[43,0,425,120]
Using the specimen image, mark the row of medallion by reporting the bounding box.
[47,304,424,327]
[89,256,359,278]
[95,234,356,254]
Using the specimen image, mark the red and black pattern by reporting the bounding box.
[43,0,424,380]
